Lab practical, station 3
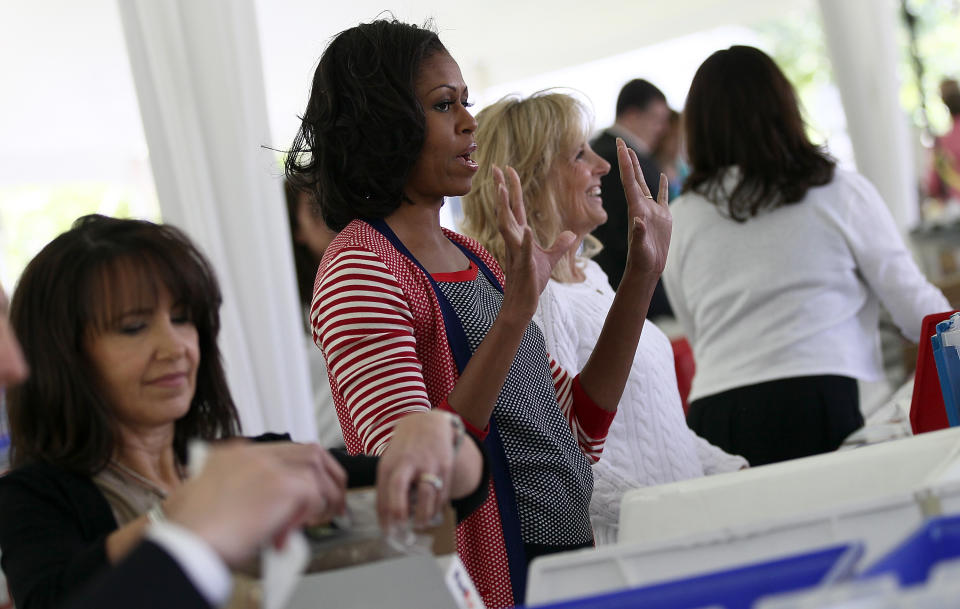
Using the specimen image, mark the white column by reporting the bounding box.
[818,0,918,231]
[117,0,317,440]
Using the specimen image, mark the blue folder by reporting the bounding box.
[932,313,960,427]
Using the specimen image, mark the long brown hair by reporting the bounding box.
[8,215,240,474]
[683,45,835,221]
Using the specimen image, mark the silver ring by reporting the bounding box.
[418,472,443,491]
[644,194,654,199]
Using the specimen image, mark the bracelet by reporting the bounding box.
[146,503,167,526]
[448,412,465,456]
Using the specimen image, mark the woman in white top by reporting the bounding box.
[662,46,949,466]
[461,91,747,544]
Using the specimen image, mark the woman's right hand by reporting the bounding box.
[493,165,577,320]
[163,442,346,567]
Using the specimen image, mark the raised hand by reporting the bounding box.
[493,164,577,319]
[616,138,671,279]
[573,141,672,415]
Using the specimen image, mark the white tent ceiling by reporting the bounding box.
[1,0,814,184]
[256,0,814,145]
[0,0,918,438]
[254,0,812,86]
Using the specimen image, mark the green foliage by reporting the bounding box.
[901,0,960,135]
[756,12,833,93]
[754,1,960,144]
[754,8,835,146]
[0,183,159,290]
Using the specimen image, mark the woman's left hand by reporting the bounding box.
[376,412,458,530]
[617,138,672,280]
[575,140,672,414]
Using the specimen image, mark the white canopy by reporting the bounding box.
[2,0,915,436]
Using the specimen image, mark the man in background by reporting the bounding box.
[928,78,960,203]
[591,79,673,318]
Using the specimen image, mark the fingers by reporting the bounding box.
[494,164,521,243]
[616,137,651,197]
[431,459,453,522]
[271,489,313,550]
[379,467,451,530]
[519,226,534,264]
[315,451,347,520]
[505,166,526,227]
[616,137,634,186]
[377,460,414,529]
[630,216,647,245]
[319,449,348,491]
[376,412,457,530]
[617,137,662,201]
[492,164,504,186]
[413,470,449,528]
[266,442,347,521]
[543,230,578,263]
[657,172,669,206]
[630,148,669,207]
[377,466,451,530]
[492,164,507,213]
[628,147,653,199]
[414,476,437,526]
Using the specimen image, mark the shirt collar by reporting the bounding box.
[607,124,651,155]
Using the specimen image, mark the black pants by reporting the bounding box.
[687,375,863,467]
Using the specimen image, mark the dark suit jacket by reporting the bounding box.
[589,129,672,318]
[67,541,211,609]
[0,438,488,609]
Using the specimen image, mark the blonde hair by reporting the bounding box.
[461,90,602,283]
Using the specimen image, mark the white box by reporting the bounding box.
[526,427,960,607]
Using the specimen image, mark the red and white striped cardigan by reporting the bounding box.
[310,219,614,608]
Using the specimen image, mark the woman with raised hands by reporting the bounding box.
[285,19,671,607]
[460,91,747,545]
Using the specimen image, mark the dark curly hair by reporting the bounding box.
[683,46,835,221]
[284,178,321,310]
[8,214,240,475]
[285,18,448,231]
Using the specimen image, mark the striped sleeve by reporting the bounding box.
[550,360,616,463]
[311,249,431,456]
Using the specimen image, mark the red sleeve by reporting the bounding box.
[570,374,617,439]
[549,356,614,462]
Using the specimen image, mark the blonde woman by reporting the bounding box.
[461,91,746,544]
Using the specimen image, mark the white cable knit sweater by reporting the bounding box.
[534,259,748,544]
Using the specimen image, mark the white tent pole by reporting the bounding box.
[116,0,317,440]
[818,0,918,232]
